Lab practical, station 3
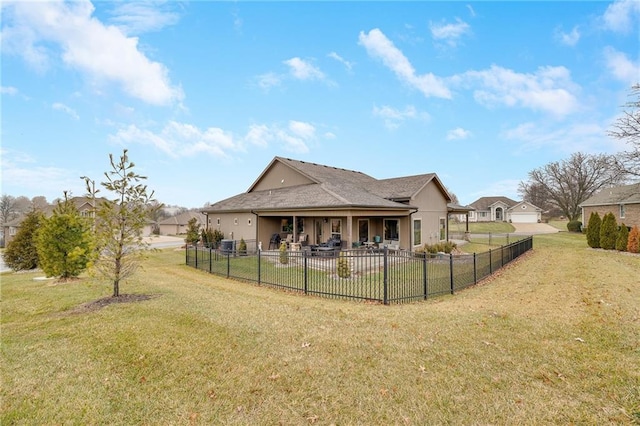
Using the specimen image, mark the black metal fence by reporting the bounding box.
[185,236,533,305]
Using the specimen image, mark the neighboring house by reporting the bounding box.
[2,196,101,246]
[158,211,206,236]
[468,196,542,223]
[202,156,460,251]
[580,183,640,228]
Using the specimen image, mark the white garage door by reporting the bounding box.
[511,213,538,223]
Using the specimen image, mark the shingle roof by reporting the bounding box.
[580,183,640,206]
[469,196,518,210]
[159,211,206,225]
[205,157,446,213]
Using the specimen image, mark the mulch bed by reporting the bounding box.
[71,294,160,314]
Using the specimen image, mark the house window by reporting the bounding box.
[358,219,369,242]
[620,204,625,218]
[281,217,293,233]
[330,219,341,239]
[384,219,399,241]
[439,218,446,240]
[479,212,488,218]
[216,218,220,226]
[413,219,422,246]
[248,218,252,226]
[234,218,238,225]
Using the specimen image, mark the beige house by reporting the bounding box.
[580,183,640,228]
[158,211,206,236]
[468,196,542,223]
[201,157,458,251]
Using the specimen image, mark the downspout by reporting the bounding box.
[408,207,418,250]
[250,210,260,251]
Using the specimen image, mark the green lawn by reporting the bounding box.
[2,233,639,424]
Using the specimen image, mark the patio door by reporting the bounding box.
[358,219,369,243]
[315,219,323,245]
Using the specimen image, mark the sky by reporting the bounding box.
[1,1,639,208]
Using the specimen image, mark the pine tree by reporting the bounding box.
[586,212,601,248]
[185,217,201,245]
[35,194,94,279]
[615,224,629,252]
[2,209,44,271]
[599,212,618,250]
[84,150,160,297]
[628,225,640,253]
[278,241,289,264]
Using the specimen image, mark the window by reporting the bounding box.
[358,219,369,242]
[234,218,238,225]
[413,219,422,246]
[216,218,220,226]
[620,204,626,218]
[384,219,399,241]
[248,218,252,226]
[439,218,446,240]
[330,219,342,239]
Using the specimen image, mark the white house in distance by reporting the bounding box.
[467,196,542,223]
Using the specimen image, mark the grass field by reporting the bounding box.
[2,232,639,424]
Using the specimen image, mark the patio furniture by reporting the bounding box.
[268,233,281,250]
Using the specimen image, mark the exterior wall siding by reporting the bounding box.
[251,162,314,191]
[582,204,640,228]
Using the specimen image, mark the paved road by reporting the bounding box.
[144,235,185,249]
[511,222,560,235]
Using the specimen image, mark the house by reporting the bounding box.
[2,196,101,246]
[201,156,462,251]
[158,211,206,236]
[468,196,542,223]
[580,183,640,228]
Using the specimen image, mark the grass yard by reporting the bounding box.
[2,233,639,424]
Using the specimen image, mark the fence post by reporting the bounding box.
[489,249,492,274]
[226,250,230,278]
[209,246,212,273]
[185,245,188,266]
[304,250,308,295]
[194,246,198,269]
[383,247,389,305]
[473,252,477,284]
[257,249,261,285]
[423,252,428,300]
[449,253,454,294]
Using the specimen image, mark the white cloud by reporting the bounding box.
[429,18,471,47]
[460,65,580,118]
[602,0,640,33]
[1,0,183,106]
[108,1,180,35]
[603,46,640,85]
[372,104,428,129]
[245,124,272,147]
[284,57,325,81]
[52,102,79,120]
[289,120,316,139]
[358,28,451,99]
[0,149,77,198]
[109,121,238,158]
[328,52,354,71]
[555,26,580,47]
[466,4,476,18]
[447,127,471,140]
[255,72,282,91]
[1,86,18,95]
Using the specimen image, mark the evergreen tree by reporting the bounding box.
[84,149,160,297]
[628,225,640,254]
[2,209,44,271]
[185,217,201,245]
[615,224,629,252]
[586,212,601,248]
[35,194,94,279]
[599,212,618,250]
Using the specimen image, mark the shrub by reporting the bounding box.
[628,225,640,254]
[599,212,617,250]
[3,209,44,271]
[336,251,351,278]
[567,220,582,232]
[586,212,601,248]
[615,224,629,252]
[417,241,457,255]
[278,242,289,264]
[238,238,247,255]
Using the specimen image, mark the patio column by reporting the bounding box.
[346,213,353,249]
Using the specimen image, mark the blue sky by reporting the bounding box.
[1,1,638,208]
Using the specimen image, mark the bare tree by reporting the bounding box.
[0,195,18,225]
[31,196,49,210]
[609,83,640,177]
[519,152,624,221]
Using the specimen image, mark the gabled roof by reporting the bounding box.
[507,201,542,212]
[159,211,206,226]
[469,196,518,210]
[580,183,640,207]
[205,157,450,213]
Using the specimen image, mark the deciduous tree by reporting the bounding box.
[519,152,624,221]
[85,149,160,297]
[609,84,640,177]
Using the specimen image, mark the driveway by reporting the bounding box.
[144,235,185,249]
[511,222,559,235]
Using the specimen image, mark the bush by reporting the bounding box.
[336,251,351,278]
[3,210,44,271]
[567,220,582,232]
[586,212,601,248]
[278,242,289,264]
[599,212,617,250]
[417,241,457,255]
[238,238,247,255]
[628,225,640,254]
[615,224,629,252]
